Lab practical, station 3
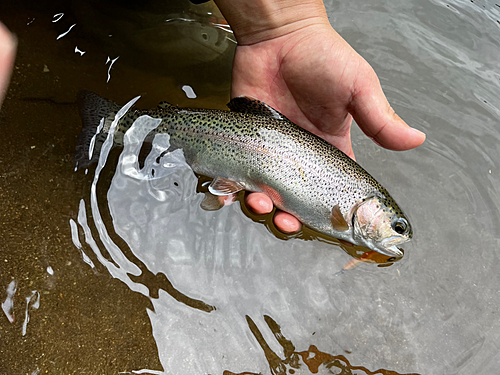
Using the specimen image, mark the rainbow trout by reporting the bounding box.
[76,91,412,256]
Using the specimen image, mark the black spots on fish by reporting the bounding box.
[376,188,403,216]
[376,193,405,223]
[157,101,173,109]
[227,96,287,121]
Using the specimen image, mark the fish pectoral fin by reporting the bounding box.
[200,191,237,211]
[208,177,245,196]
[200,192,224,211]
[330,205,349,232]
[227,96,287,121]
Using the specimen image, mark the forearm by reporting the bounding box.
[212,0,330,45]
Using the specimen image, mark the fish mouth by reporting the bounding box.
[375,245,403,257]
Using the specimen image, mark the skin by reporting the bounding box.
[213,0,426,233]
[0,22,16,110]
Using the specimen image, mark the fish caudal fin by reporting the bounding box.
[74,90,121,170]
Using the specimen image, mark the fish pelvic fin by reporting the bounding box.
[208,177,245,196]
[227,96,288,121]
[200,191,237,211]
[201,192,225,211]
[75,90,121,170]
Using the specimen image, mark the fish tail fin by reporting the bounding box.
[75,90,121,170]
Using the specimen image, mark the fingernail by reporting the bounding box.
[410,127,426,137]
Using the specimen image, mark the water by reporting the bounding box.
[1,0,500,374]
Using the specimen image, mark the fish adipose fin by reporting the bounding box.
[208,177,245,196]
[227,96,286,120]
[75,90,121,170]
[330,205,349,231]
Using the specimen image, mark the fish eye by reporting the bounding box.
[392,218,408,235]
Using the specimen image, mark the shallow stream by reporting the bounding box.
[1,0,500,374]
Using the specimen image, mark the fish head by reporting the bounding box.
[351,195,412,257]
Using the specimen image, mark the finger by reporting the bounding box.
[245,193,302,233]
[273,211,302,234]
[245,192,274,215]
[0,22,16,109]
[350,76,426,151]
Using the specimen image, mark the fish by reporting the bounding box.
[75,90,413,257]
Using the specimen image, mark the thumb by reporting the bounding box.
[350,78,425,151]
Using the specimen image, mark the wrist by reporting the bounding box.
[212,0,330,45]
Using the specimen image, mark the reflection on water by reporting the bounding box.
[2,0,500,374]
[237,315,420,375]
[70,0,234,66]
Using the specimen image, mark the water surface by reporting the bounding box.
[1,0,500,374]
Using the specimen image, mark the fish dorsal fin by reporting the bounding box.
[208,177,245,196]
[330,205,349,232]
[158,101,173,109]
[227,96,285,120]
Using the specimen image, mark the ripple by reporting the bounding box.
[70,98,423,374]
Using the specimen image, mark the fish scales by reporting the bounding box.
[161,109,391,227]
[76,91,412,256]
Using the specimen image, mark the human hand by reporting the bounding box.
[231,23,425,233]
[212,0,425,233]
[0,22,16,109]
